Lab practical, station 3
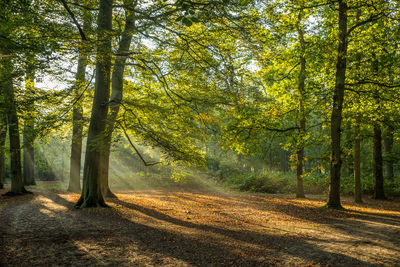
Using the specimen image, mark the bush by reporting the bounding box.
[215,162,400,197]
[339,174,400,197]
[224,170,295,194]
[304,172,329,194]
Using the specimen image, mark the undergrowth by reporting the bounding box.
[216,165,400,197]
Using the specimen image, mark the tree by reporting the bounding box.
[373,124,385,199]
[326,0,348,209]
[68,8,92,193]
[295,9,307,198]
[75,0,113,208]
[1,53,27,195]
[383,126,394,180]
[100,0,136,198]
[22,55,36,186]
[353,115,362,203]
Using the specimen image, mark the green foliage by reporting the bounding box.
[224,171,294,194]
[341,174,400,197]
[1,0,400,202]
[221,169,330,195]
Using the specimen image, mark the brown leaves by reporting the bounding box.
[3,187,399,266]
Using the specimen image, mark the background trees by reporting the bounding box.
[0,0,399,208]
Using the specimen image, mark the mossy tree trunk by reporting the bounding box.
[327,0,347,209]
[75,0,113,208]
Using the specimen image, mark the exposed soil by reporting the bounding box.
[0,186,399,266]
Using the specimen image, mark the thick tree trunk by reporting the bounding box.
[383,126,394,181]
[75,0,113,208]
[23,67,36,186]
[100,4,136,198]
[327,0,347,209]
[2,57,27,195]
[295,11,306,198]
[0,115,6,189]
[353,115,362,203]
[373,125,386,199]
[8,100,25,194]
[68,10,91,193]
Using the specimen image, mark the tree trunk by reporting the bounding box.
[68,10,91,193]
[327,0,347,209]
[295,10,306,198]
[100,3,136,198]
[279,148,288,172]
[75,0,113,208]
[22,65,36,186]
[383,126,394,181]
[2,56,27,195]
[68,50,87,192]
[23,121,35,185]
[373,125,386,199]
[353,115,362,203]
[0,114,6,189]
[68,102,83,192]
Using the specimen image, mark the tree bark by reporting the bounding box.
[68,10,91,193]
[22,65,36,186]
[353,115,362,203]
[75,0,113,208]
[383,126,394,181]
[68,100,83,192]
[100,3,136,198]
[2,56,27,195]
[68,48,87,192]
[23,121,35,185]
[295,10,306,198]
[373,125,386,199]
[327,0,347,209]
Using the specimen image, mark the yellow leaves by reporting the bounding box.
[170,167,189,183]
[194,112,218,125]
[270,107,283,117]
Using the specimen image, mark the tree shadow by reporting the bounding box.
[0,192,105,266]
[0,189,383,266]
[242,197,400,255]
[110,197,373,266]
[120,191,400,264]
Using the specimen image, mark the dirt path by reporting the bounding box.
[0,188,399,266]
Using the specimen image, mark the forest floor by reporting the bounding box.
[0,184,399,266]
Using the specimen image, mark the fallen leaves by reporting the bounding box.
[1,188,400,266]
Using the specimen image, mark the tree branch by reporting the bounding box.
[116,120,161,166]
[59,0,87,41]
[347,12,384,36]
